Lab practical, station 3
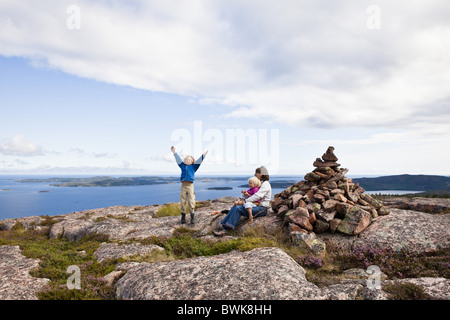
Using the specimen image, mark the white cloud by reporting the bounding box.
[0,0,449,130]
[92,152,118,159]
[151,153,175,163]
[68,148,86,156]
[68,148,117,159]
[0,165,147,175]
[0,1,257,96]
[0,134,43,157]
[284,126,450,148]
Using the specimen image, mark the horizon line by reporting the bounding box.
[1,173,449,178]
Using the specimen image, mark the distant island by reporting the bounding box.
[15,176,245,188]
[239,180,297,189]
[14,174,450,192]
[353,174,450,192]
[16,176,180,187]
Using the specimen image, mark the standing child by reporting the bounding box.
[171,146,208,224]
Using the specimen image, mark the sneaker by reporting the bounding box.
[212,230,226,237]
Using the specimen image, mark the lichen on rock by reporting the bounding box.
[115,247,328,300]
[0,246,50,300]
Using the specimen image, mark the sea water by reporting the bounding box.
[0,175,423,220]
[0,175,292,220]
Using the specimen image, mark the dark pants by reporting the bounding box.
[220,205,267,230]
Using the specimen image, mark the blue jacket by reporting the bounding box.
[174,152,205,182]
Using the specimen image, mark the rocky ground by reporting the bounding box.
[0,245,50,299]
[0,196,449,300]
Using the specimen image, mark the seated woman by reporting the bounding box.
[214,166,272,235]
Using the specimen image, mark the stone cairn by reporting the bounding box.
[272,147,390,250]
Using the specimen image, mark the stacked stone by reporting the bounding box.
[272,146,390,245]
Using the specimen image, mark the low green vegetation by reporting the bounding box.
[303,246,450,287]
[154,203,182,217]
[154,201,211,217]
[0,225,115,300]
[140,226,279,259]
[383,282,431,300]
[1,203,448,300]
[0,221,286,300]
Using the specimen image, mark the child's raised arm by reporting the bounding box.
[194,150,208,164]
[171,146,183,166]
[192,150,208,171]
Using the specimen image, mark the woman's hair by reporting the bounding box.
[255,166,269,182]
[248,176,261,187]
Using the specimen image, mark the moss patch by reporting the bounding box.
[154,201,211,217]
[0,228,116,300]
[383,282,431,300]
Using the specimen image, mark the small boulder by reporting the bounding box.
[115,247,327,300]
[287,208,314,231]
[323,199,338,210]
[290,232,327,257]
[316,209,336,222]
[314,220,330,234]
[337,206,372,235]
[0,246,50,300]
[94,242,164,263]
[329,218,342,233]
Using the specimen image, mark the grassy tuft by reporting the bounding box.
[2,208,447,300]
[383,282,431,300]
[0,228,115,300]
[140,225,280,260]
[154,201,211,218]
[154,203,182,218]
[330,246,450,279]
[151,233,240,258]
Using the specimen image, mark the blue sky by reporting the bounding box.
[1,1,449,176]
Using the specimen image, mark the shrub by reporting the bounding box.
[155,201,211,218]
[161,234,240,258]
[236,237,277,252]
[38,215,60,228]
[295,254,324,269]
[333,245,450,279]
[0,227,115,300]
[383,282,431,300]
[154,203,181,217]
[37,260,116,300]
[142,226,277,260]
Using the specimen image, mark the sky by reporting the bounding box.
[0,0,449,177]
